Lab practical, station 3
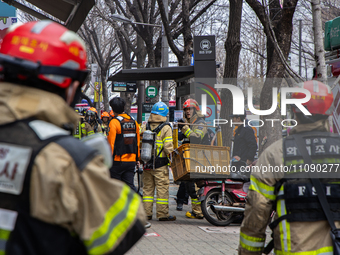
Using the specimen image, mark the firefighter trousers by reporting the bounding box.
[185,182,203,217]
[142,165,169,218]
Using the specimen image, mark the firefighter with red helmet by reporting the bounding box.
[177,99,207,219]
[239,81,338,255]
[0,21,145,255]
[101,111,110,136]
[81,107,102,137]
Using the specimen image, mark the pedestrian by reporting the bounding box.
[0,21,146,255]
[239,81,338,254]
[177,99,206,219]
[230,111,257,174]
[140,102,176,221]
[81,107,102,137]
[175,182,189,211]
[107,97,139,191]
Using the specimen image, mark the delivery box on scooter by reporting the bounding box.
[170,144,230,181]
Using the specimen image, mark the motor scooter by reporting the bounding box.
[197,159,255,226]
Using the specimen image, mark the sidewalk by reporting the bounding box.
[128,184,271,255]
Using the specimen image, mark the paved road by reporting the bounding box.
[128,184,271,255]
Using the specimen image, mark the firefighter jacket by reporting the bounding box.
[181,111,207,144]
[140,113,174,169]
[81,121,102,137]
[101,122,109,137]
[107,113,140,162]
[0,82,146,255]
[239,119,340,255]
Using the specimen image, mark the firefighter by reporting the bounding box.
[177,99,206,219]
[81,107,102,137]
[107,97,139,191]
[73,109,83,139]
[239,80,338,255]
[0,21,145,255]
[109,110,115,121]
[101,111,110,136]
[140,102,176,221]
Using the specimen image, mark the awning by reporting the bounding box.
[2,0,95,32]
[108,66,195,82]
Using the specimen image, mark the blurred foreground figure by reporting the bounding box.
[0,21,145,255]
[239,81,339,255]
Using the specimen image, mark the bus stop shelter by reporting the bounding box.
[108,35,217,123]
[108,66,195,123]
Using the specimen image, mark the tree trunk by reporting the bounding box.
[101,69,110,111]
[311,0,327,84]
[245,0,298,154]
[221,0,243,148]
[259,0,297,154]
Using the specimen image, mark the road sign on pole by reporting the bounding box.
[146,86,158,98]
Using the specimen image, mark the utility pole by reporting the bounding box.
[299,19,302,76]
[161,0,169,108]
[311,0,327,84]
[137,35,145,124]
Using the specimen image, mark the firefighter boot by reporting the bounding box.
[185,211,204,219]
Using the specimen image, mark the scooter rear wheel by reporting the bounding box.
[201,188,236,226]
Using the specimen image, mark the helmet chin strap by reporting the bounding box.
[66,81,80,106]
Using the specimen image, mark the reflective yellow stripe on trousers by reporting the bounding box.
[239,232,265,252]
[156,198,169,205]
[143,196,154,203]
[191,198,201,205]
[84,185,140,254]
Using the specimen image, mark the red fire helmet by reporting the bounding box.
[0,21,88,89]
[183,99,200,111]
[292,80,333,115]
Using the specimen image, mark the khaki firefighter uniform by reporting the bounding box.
[101,122,109,137]
[140,113,174,219]
[180,111,207,217]
[239,119,339,255]
[181,110,208,144]
[0,82,146,255]
[81,121,102,137]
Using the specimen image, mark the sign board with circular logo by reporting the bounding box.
[205,107,212,118]
[194,35,216,61]
[146,86,158,98]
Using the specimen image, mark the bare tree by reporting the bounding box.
[220,0,243,147]
[245,0,299,153]
[79,7,121,112]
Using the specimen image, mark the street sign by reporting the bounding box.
[174,110,183,121]
[146,86,158,98]
[112,81,136,92]
[142,103,154,113]
[194,35,216,61]
[126,82,137,92]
